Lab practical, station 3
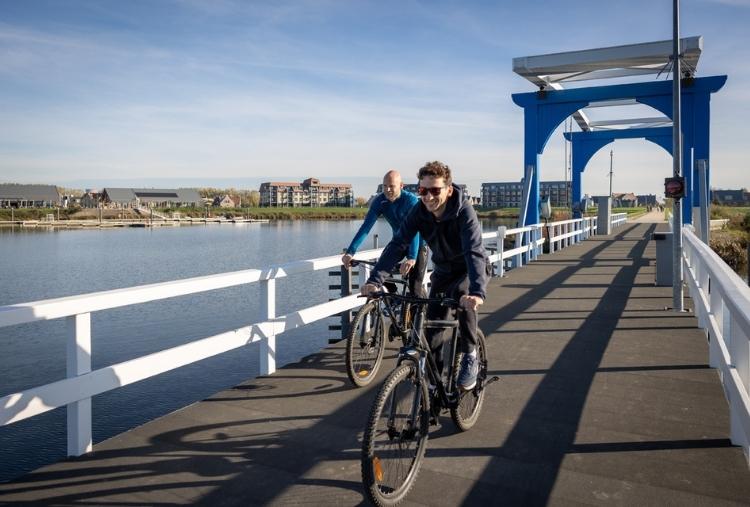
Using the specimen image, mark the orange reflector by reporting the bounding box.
[373,456,383,482]
[358,369,369,377]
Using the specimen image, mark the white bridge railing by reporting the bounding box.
[682,227,750,462]
[611,212,628,228]
[482,216,600,276]
[0,249,389,456]
[0,213,621,460]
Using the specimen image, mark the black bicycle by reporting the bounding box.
[360,291,497,506]
[345,259,414,387]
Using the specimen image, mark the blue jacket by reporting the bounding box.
[346,191,421,259]
[368,184,489,299]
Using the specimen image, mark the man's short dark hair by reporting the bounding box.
[417,161,452,185]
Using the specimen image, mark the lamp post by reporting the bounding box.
[671,0,684,312]
[609,150,613,199]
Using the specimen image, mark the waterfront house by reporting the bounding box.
[213,195,236,208]
[0,184,61,208]
[101,188,203,209]
[259,178,353,207]
[80,190,103,208]
[612,192,638,207]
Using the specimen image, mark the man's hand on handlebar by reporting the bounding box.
[341,253,353,269]
[360,283,380,297]
[460,295,484,312]
[399,259,415,277]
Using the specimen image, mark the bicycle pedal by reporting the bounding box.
[485,375,501,386]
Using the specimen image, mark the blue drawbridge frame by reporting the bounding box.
[512,75,726,225]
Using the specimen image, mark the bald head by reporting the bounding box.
[382,170,403,202]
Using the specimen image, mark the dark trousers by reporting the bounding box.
[425,269,479,375]
[407,245,429,298]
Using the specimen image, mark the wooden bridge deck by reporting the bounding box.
[2,219,749,506]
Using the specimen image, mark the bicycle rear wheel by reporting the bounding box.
[346,301,386,387]
[362,363,429,506]
[450,329,487,431]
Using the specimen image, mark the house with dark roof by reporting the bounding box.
[80,190,103,208]
[0,184,60,208]
[612,192,637,207]
[101,188,203,208]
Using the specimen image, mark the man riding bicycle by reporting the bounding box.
[342,170,427,298]
[361,161,490,391]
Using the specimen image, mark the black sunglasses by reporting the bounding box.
[417,186,445,197]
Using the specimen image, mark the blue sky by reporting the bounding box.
[1,0,748,197]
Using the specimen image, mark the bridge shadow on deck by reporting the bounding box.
[462,223,656,504]
[2,223,750,506]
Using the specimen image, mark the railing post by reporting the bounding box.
[497,226,506,277]
[526,229,533,261]
[260,279,276,375]
[537,225,543,258]
[523,230,530,264]
[708,283,723,369]
[529,229,534,261]
[549,224,554,253]
[728,313,749,450]
[66,313,92,456]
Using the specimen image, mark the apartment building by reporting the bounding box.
[259,178,353,207]
[481,180,571,208]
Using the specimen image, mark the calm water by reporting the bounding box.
[0,218,511,482]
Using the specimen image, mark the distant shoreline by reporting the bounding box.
[0,206,526,223]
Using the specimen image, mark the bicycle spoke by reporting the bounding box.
[346,302,386,387]
[363,364,429,505]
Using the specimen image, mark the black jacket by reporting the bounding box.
[368,184,489,299]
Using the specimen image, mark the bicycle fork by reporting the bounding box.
[385,351,425,441]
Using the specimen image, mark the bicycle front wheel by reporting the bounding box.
[346,301,386,387]
[450,329,488,431]
[361,363,429,506]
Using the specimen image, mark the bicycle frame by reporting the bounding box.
[357,280,411,344]
[374,292,464,417]
[404,305,462,413]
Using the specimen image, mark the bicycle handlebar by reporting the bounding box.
[349,259,377,268]
[349,259,406,282]
[361,291,460,309]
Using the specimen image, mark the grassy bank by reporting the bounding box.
[709,206,749,278]
[0,206,369,221]
[163,206,368,220]
[476,206,647,221]
[0,207,83,221]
